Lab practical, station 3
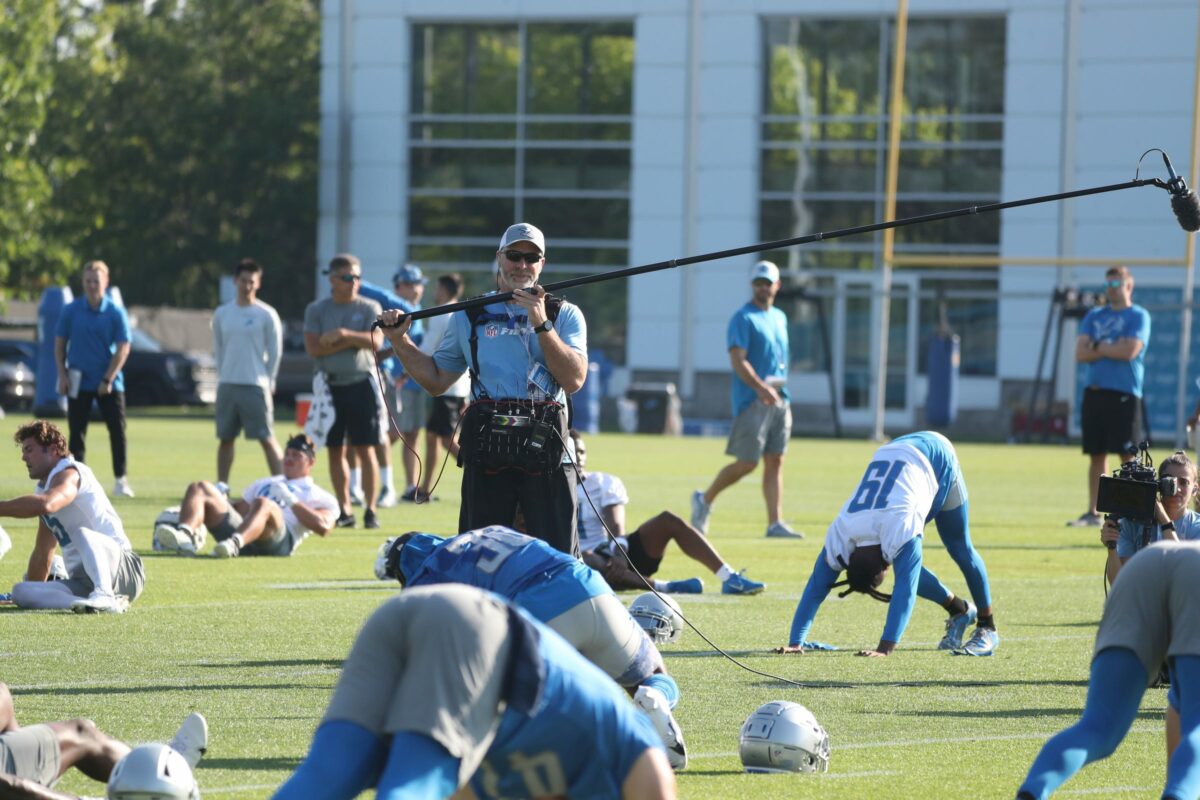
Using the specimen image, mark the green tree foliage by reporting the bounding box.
[10,0,319,318]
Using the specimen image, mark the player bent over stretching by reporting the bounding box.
[155,433,338,558]
[273,584,675,800]
[780,431,997,656]
[376,525,689,770]
[3,421,143,614]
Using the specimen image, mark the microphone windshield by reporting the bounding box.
[1172,190,1200,233]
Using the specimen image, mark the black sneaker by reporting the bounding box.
[364,509,380,530]
[336,511,356,529]
[400,486,418,503]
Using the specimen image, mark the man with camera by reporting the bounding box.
[1099,451,1199,583]
[378,223,588,556]
[1070,265,1151,527]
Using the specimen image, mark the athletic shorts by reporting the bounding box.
[625,530,663,576]
[1094,541,1200,685]
[545,594,660,687]
[1081,387,1141,456]
[211,508,244,540]
[397,386,427,433]
[240,520,295,557]
[726,399,791,462]
[427,396,466,437]
[215,384,274,441]
[62,548,145,603]
[327,378,384,447]
[0,725,60,786]
[322,585,512,785]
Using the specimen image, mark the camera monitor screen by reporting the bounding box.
[1095,475,1158,522]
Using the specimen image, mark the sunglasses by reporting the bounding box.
[1105,279,1125,289]
[502,250,542,265]
[335,273,362,283]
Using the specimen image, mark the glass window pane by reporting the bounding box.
[409,121,518,142]
[411,147,516,190]
[525,121,631,141]
[524,198,629,240]
[893,200,1000,246]
[409,195,515,240]
[916,279,998,376]
[411,24,519,115]
[763,19,883,118]
[897,147,1002,195]
[524,148,630,191]
[527,23,633,115]
[408,243,499,269]
[761,146,879,193]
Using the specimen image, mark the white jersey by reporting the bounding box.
[823,441,938,571]
[38,457,130,575]
[242,475,338,547]
[577,471,630,552]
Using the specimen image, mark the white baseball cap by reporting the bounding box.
[751,260,780,284]
[499,223,546,255]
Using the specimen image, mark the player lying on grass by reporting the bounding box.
[3,421,143,614]
[375,525,689,770]
[0,680,206,800]
[154,433,339,558]
[569,430,765,596]
[1017,540,1200,799]
[273,584,676,800]
[778,431,996,656]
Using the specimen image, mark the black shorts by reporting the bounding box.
[327,378,383,447]
[427,396,466,437]
[625,529,663,576]
[1081,387,1142,456]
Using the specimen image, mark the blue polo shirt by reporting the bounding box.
[55,295,131,393]
[433,294,587,402]
[1078,304,1151,397]
[358,280,422,385]
[727,302,790,415]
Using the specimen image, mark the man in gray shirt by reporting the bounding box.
[303,254,384,529]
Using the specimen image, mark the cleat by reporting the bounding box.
[721,571,766,595]
[71,591,128,614]
[690,490,711,534]
[634,685,687,771]
[335,512,356,529]
[1066,512,1102,528]
[364,509,381,530]
[938,601,977,651]
[955,626,1000,657]
[377,487,398,508]
[213,537,241,559]
[664,578,704,594]
[48,554,69,581]
[400,486,419,503]
[154,523,200,556]
[112,477,135,498]
[169,712,208,769]
[765,521,804,539]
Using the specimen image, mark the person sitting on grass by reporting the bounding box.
[569,430,765,596]
[0,680,206,800]
[154,433,339,558]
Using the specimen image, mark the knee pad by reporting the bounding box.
[615,630,662,687]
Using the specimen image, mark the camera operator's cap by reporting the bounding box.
[499,223,546,255]
[751,260,780,284]
[393,264,427,285]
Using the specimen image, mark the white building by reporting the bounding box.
[319,0,1200,439]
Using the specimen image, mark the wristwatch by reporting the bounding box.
[533,319,554,334]
[99,377,111,386]
[1162,521,1176,532]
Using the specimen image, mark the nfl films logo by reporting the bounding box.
[485,325,500,338]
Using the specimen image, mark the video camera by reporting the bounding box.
[1096,441,1177,538]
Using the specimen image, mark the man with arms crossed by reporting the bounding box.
[3,421,143,614]
[692,260,801,539]
[212,257,284,483]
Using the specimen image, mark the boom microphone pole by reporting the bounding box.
[374,153,1196,329]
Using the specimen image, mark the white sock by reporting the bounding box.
[652,579,669,591]
[350,468,362,494]
[380,466,394,493]
[716,565,735,582]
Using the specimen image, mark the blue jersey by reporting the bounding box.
[433,295,587,402]
[727,302,790,415]
[404,526,610,622]
[358,280,422,382]
[1078,304,1151,397]
[890,431,964,521]
[472,617,662,799]
[1117,509,1200,559]
[55,295,132,393]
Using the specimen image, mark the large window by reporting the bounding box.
[761,16,1005,375]
[408,22,634,362]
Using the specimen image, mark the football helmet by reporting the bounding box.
[629,592,683,644]
[373,532,440,586]
[107,743,200,800]
[739,700,830,774]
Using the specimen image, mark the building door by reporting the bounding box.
[833,273,918,429]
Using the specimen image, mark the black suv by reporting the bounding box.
[123,328,218,406]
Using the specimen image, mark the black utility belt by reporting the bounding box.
[458,399,566,474]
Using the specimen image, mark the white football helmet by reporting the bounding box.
[740,701,830,774]
[107,743,200,800]
[629,592,683,644]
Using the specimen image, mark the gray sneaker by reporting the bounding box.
[690,490,711,534]
[766,521,804,539]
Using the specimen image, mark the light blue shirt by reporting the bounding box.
[1117,509,1200,559]
[55,295,132,393]
[433,295,587,402]
[727,302,790,415]
[1079,304,1151,397]
[358,280,422,384]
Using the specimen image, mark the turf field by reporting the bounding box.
[0,415,1172,798]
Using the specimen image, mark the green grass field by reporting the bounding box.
[0,415,1173,798]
